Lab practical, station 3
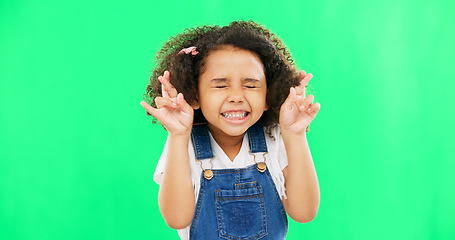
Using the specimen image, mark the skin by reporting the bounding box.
[194,47,269,159]
[140,47,321,229]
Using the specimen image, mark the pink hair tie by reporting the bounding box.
[178,46,198,56]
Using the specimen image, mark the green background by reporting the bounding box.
[1,0,454,239]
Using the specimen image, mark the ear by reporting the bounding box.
[190,96,200,110]
[264,90,269,111]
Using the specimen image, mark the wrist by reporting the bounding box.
[168,130,192,139]
[280,128,307,138]
[281,129,307,142]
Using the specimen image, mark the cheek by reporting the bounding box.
[251,91,268,106]
[199,93,221,110]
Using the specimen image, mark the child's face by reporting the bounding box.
[196,47,268,138]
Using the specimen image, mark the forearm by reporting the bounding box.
[158,133,195,229]
[282,132,320,222]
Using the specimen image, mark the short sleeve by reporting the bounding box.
[153,138,169,185]
[152,137,199,187]
[264,125,288,199]
[275,126,288,170]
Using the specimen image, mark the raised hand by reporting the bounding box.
[141,71,194,135]
[279,70,321,135]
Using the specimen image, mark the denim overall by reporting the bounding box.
[189,123,288,240]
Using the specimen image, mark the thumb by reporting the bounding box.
[155,96,176,109]
[140,100,161,119]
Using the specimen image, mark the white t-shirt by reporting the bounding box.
[153,125,288,240]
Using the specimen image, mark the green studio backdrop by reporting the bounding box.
[1,0,454,239]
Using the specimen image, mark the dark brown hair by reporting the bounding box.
[144,20,304,129]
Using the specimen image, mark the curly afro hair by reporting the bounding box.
[144,20,307,130]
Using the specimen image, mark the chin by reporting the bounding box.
[208,123,250,138]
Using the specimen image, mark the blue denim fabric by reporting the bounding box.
[191,124,215,160]
[247,123,268,154]
[189,123,288,240]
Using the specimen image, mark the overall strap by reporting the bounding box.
[191,122,268,161]
[247,122,268,153]
[191,124,214,160]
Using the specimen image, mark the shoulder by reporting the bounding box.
[264,124,288,170]
[153,136,198,185]
[264,124,282,145]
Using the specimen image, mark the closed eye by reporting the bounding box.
[243,78,262,89]
[215,85,228,88]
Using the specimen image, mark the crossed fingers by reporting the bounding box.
[159,71,178,99]
[156,71,178,108]
[295,70,312,97]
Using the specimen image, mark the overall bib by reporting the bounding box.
[189,123,288,240]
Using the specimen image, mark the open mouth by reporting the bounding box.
[221,111,250,120]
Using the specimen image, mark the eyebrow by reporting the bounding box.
[210,78,228,83]
[209,78,261,83]
[243,78,261,83]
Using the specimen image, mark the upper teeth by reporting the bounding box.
[222,112,247,119]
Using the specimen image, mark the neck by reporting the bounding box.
[207,125,245,161]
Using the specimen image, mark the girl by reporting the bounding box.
[141,21,320,240]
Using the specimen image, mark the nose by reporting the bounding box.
[227,87,245,104]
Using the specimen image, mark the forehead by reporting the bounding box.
[201,47,265,77]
